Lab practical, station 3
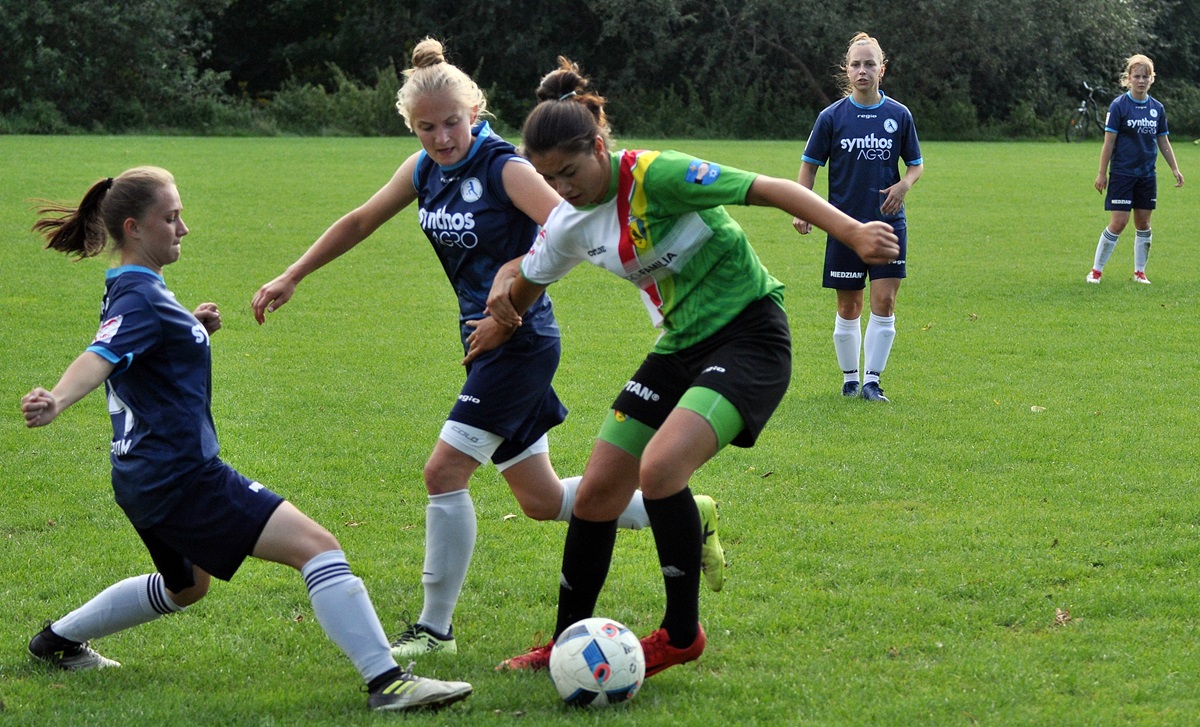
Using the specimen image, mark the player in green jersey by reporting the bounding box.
[474,58,899,677]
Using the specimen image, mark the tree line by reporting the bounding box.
[2,0,1197,138]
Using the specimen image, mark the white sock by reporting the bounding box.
[1093,228,1119,271]
[1134,229,1151,272]
[418,490,476,635]
[51,573,182,642]
[557,476,649,530]
[833,314,861,383]
[863,313,896,385]
[303,549,395,683]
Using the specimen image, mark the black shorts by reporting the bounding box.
[824,227,908,289]
[611,296,791,448]
[134,459,284,592]
[1105,173,1157,211]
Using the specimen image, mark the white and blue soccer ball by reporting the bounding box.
[549,617,645,707]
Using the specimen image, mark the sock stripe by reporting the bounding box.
[146,574,176,615]
[304,561,353,593]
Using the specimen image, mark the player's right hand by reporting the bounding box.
[792,216,812,235]
[850,221,900,265]
[21,387,59,428]
[251,277,297,325]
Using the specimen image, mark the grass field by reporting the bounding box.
[1,134,1197,726]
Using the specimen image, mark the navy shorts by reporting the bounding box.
[450,330,567,464]
[611,296,792,448]
[134,459,284,592]
[824,226,908,289]
[1105,173,1157,211]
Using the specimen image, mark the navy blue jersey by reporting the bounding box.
[1104,93,1169,178]
[85,266,220,528]
[802,92,922,229]
[414,121,559,347]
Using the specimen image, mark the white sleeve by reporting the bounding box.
[519,202,586,285]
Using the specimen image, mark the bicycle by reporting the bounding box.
[1064,81,1109,142]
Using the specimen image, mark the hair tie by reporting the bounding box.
[104,177,114,190]
[558,91,577,101]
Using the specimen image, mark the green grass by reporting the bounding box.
[1,135,1197,725]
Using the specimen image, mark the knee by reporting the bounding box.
[423,456,473,496]
[837,300,863,320]
[169,571,212,608]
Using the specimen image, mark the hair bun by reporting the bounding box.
[411,37,446,69]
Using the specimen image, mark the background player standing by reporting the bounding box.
[793,32,923,403]
[1086,53,1184,285]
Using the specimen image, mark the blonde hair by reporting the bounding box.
[395,37,488,130]
[32,166,175,259]
[839,32,887,97]
[1120,53,1156,89]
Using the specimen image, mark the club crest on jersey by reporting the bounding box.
[884,118,898,133]
[460,177,483,202]
[94,315,123,343]
[685,160,720,185]
[629,218,649,249]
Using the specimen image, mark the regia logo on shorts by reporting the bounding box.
[830,270,866,279]
[623,380,660,401]
[702,365,726,375]
[457,394,481,404]
[839,133,893,160]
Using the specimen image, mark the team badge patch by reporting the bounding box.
[884,118,898,133]
[685,160,721,185]
[460,177,483,203]
[94,315,123,343]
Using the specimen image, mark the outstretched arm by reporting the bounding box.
[748,176,899,264]
[251,153,420,324]
[21,351,116,428]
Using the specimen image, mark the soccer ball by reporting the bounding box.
[549,617,645,707]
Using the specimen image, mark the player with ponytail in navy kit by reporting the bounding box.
[251,38,721,661]
[1086,53,1184,285]
[21,166,470,712]
[794,32,923,403]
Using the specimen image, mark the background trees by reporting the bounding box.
[1,0,1196,137]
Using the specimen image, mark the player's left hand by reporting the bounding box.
[1172,169,1184,188]
[462,316,516,366]
[193,302,222,334]
[879,181,910,215]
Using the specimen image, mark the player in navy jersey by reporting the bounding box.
[794,32,923,403]
[20,166,470,712]
[1086,53,1184,285]
[251,38,718,661]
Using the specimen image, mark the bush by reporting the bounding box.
[1155,80,1200,137]
[0,100,74,134]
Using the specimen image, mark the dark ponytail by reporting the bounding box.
[32,167,175,260]
[522,57,612,158]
